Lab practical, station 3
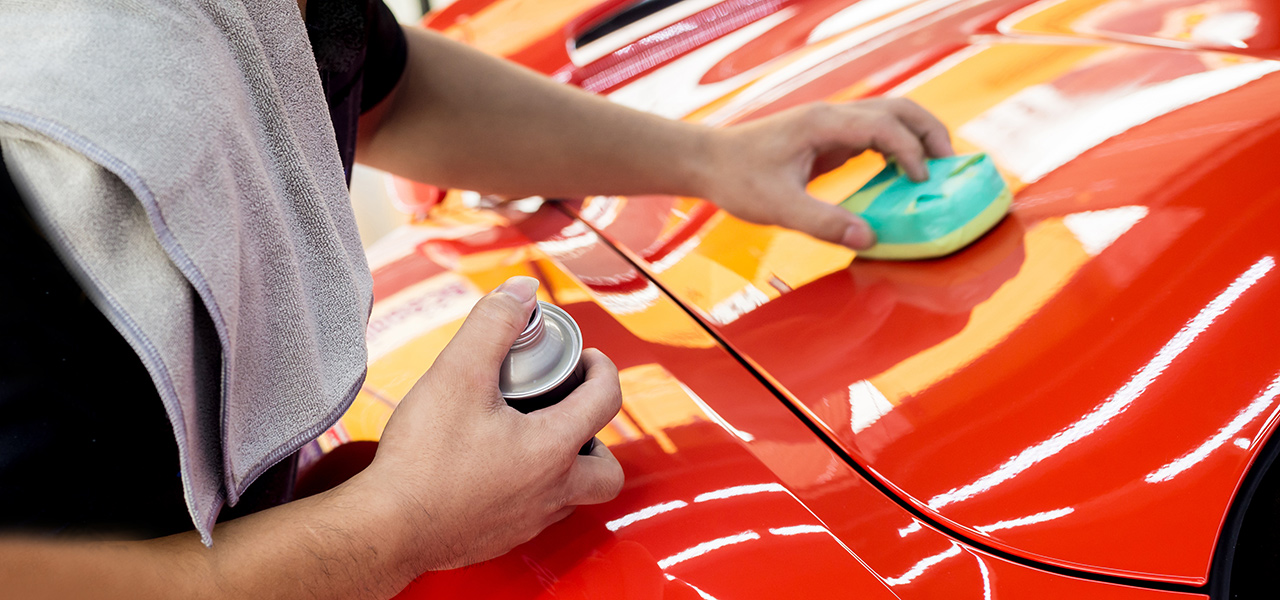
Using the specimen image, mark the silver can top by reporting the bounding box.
[499,301,583,400]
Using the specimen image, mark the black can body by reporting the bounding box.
[505,361,586,414]
[500,302,595,455]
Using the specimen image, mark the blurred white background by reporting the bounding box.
[350,0,457,247]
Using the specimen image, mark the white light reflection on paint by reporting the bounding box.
[658,531,761,568]
[536,222,600,257]
[975,507,1074,534]
[678,382,756,442]
[1062,205,1148,256]
[929,256,1275,510]
[1235,438,1252,450]
[708,284,770,324]
[885,544,962,586]
[807,0,917,43]
[850,380,894,433]
[1192,11,1261,49]
[977,556,993,600]
[571,0,727,65]
[898,521,923,537]
[1147,372,1280,483]
[768,524,828,536]
[595,281,662,315]
[608,10,796,119]
[701,0,970,125]
[665,574,721,600]
[363,223,488,270]
[649,236,701,274]
[579,196,623,229]
[694,483,787,502]
[886,44,988,99]
[606,500,689,532]
[961,62,1280,184]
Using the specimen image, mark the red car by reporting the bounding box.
[308,0,1280,597]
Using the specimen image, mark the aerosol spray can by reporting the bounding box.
[500,301,594,454]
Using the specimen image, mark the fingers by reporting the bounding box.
[702,98,952,250]
[773,191,877,249]
[434,276,539,381]
[561,442,624,506]
[536,349,622,450]
[814,99,950,182]
[871,98,954,160]
[862,113,929,182]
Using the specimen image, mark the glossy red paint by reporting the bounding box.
[382,207,1201,600]
[1002,0,1280,59]
[370,0,1280,592]
[560,0,796,93]
[539,0,1280,586]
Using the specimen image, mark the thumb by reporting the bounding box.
[776,192,877,250]
[434,276,540,381]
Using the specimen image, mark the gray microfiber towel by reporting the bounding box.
[0,0,373,543]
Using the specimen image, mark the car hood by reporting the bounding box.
[354,198,1200,600]
[428,0,1280,586]
[352,209,905,600]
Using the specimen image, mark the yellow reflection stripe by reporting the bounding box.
[1005,0,1121,37]
[366,315,468,402]
[441,0,602,57]
[334,389,399,443]
[905,43,1107,133]
[618,363,708,453]
[869,218,1089,403]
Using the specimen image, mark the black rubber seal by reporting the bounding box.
[1207,417,1280,599]
[574,0,688,48]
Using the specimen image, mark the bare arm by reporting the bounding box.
[356,26,713,202]
[357,26,954,249]
[0,473,416,600]
[0,277,623,600]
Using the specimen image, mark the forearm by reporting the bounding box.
[0,470,420,600]
[357,25,715,199]
[0,279,629,600]
[356,26,951,250]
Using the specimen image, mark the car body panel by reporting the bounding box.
[415,0,1280,584]
[575,45,1280,583]
[320,0,1280,593]
[1002,0,1280,59]
[330,198,1203,598]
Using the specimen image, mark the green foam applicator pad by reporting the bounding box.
[839,153,1011,260]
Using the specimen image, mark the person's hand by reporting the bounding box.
[364,276,624,572]
[699,97,954,249]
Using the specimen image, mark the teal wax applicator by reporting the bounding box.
[839,153,1011,260]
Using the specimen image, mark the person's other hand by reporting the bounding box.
[366,276,623,572]
[699,98,954,250]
